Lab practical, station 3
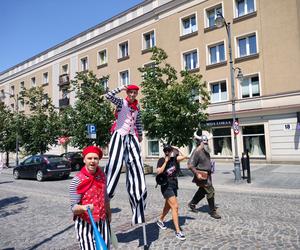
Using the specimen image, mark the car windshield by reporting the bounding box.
[45,155,65,163]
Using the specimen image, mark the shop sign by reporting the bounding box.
[204,119,233,127]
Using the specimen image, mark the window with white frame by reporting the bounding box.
[19,99,25,111]
[98,50,107,65]
[237,33,257,57]
[240,75,260,98]
[206,4,222,28]
[148,139,159,156]
[10,85,15,96]
[143,31,155,50]
[80,57,88,71]
[62,64,68,74]
[181,14,197,36]
[31,77,36,87]
[212,127,232,156]
[20,81,25,90]
[43,72,48,84]
[235,0,255,17]
[119,42,129,59]
[210,81,227,103]
[208,42,225,64]
[101,78,108,90]
[119,70,129,86]
[183,50,198,70]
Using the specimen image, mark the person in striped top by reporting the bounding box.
[105,84,147,225]
[70,146,111,249]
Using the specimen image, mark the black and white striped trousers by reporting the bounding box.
[105,132,147,225]
[75,217,110,250]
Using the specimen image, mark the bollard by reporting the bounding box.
[241,152,248,179]
[245,150,251,183]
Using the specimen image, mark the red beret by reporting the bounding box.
[127,84,139,91]
[82,146,103,159]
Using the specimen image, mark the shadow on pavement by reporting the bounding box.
[111,207,121,214]
[116,216,195,248]
[28,224,74,250]
[0,181,14,185]
[0,196,27,218]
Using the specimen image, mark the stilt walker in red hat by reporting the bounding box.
[105,84,147,226]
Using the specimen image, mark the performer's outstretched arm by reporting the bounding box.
[105,86,126,109]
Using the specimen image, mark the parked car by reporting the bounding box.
[13,154,71,181]
[60,152,84,171]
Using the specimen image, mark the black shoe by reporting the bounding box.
[188,202,197,212]
[210,210,221,219]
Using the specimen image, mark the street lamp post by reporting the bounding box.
[1,92,19,168]
[215,12,243,181]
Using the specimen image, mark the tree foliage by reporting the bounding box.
[138,47,210,147]
[70,71,114,148]
[20,86,60,154]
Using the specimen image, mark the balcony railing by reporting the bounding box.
[58,74,70,86]
[59,97,70,107]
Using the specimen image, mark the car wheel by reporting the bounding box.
[75,163,81,171]
[13,170,20,179]
[36,170,44,182]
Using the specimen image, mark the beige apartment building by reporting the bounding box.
[1,0,300,163]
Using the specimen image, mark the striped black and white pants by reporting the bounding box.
[105,132,147,225]
[75,217,110,250]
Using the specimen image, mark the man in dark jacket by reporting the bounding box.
[187,133,221,219]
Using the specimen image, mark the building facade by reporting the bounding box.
[1,0,300,163]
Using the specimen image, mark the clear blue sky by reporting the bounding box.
[0,0,144,73]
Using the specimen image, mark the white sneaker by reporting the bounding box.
[175,231,186,241]
[156,219,167,230]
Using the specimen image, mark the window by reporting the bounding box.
[80,57,88,71]
[235,0,255,17]
[62,88,68,99]
[20,81,25,90]
[119,42,129,59]
[212,128,232,156]
[62,64,68,74]
[119,70,129,86]
[101,78,108,90]
[19,99,25,111]
[183,50,198,70]
[210,81,227,102]
[31,77,36,87]
[10,85,15,96]
[143,31,155,50]
[98,50,107,65]
[181,14,197,35]
[242,125,265,157]
[237,33,257,57]
[208,42,225,64]
[240,75,260,98]
[43,94,49,105]
[43,72,48,84]
[148,139,159,156]
[1,89,5,98]
[206,5,222,28]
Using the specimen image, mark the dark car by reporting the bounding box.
[13,154,71,181]
[60,152,84,171]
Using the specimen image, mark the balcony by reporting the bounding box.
[59,97,69,108]
[58,74,70,86]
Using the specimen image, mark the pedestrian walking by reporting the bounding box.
[156,144,187,240]
[69,145,111,250]
[187,132,221,219]
[105,84,147,225]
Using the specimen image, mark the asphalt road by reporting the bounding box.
[0,169,300,250]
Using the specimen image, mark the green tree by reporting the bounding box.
[20,86,60,154]
[70,71,114,148]
[138,47,210,147]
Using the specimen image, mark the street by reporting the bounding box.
[1,167,300,250]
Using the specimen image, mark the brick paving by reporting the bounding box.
[0,163,300,249]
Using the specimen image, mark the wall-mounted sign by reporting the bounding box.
[233,120,240,135]
[204,119,234,127]
[283,124,292,130]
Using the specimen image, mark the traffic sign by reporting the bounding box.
[233,120,239,135]
[86,124,97,139]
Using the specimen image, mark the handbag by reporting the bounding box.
[192,170,208,187]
